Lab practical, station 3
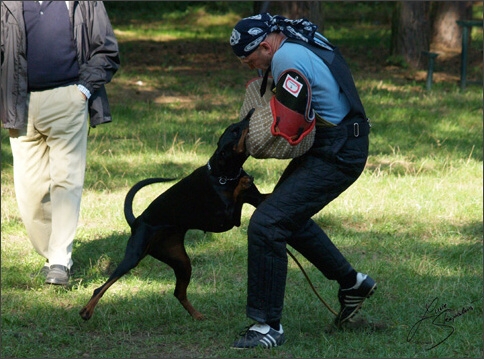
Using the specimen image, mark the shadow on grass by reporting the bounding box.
[66,215,482,303]
[1,214,482,358]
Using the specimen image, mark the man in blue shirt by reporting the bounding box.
[229,13,376,349]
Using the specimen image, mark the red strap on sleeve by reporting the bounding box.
[270,96,315,145]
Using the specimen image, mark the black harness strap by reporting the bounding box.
[285,38,367,121]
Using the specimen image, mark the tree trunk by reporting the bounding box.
[260,1,324,30]
[430,1,473,51]
[253,1,271,14]
[391,1,431,69]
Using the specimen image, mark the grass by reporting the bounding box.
[1,3,483,358]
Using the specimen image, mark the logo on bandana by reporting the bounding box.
[282,74,303,98]
[230,29,241,46]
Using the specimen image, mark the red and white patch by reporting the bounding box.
[282,74,303,98]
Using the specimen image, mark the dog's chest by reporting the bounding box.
[142,167,241,232]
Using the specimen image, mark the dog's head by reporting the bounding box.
[208,108,254,178]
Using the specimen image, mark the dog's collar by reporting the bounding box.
[207,161,243,185]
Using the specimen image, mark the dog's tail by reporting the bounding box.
[124,178,175,226]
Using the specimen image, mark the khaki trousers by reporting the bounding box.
[9,85,88,269]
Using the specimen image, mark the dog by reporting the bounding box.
[79,109,267,321]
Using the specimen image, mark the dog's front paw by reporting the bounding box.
[238,175,253,190]
[233,175,254,202]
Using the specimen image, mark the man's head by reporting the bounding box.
[229,14,283,71]
[230,13,273,59]
[229,13,321,71]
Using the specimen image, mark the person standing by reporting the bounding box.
[1,1,120,285]
[229,13,376,348]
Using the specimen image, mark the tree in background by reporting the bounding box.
[254,1,478,70]
[430,1,474,51]
[390,1,476,69]
[257,1,324,29]
[390,1,431,69]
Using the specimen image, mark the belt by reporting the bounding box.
[315,111,371,138]
[316,118,371,138]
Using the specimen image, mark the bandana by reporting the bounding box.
[230,13,333,58]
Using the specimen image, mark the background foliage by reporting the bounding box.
[1,2,482,358]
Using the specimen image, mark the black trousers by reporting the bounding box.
[246,119,369,324]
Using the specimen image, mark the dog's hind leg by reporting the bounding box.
[148,230,205,320]
[79,223,154,321]
[79,271,126,321]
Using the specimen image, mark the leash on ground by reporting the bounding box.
[286,248,338,316]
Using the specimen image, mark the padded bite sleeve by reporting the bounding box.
[270,69,315,145]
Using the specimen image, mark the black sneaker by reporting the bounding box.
[335,273,377,327]
[45,265,70,285]
[231,323,285,349]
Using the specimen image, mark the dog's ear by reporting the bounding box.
[233,108,254,153]
[233,108,254,154]
[234,127,250,154]
[242,108,255,122]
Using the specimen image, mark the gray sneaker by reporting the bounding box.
[231,323,285,349]
[40,264,50,277]
[45,265,70,285]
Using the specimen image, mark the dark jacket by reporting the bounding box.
[1,1,120,129]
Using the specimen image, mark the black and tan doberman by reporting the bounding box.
[80,109,267,321]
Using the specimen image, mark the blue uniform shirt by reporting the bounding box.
[271,40,351,125]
